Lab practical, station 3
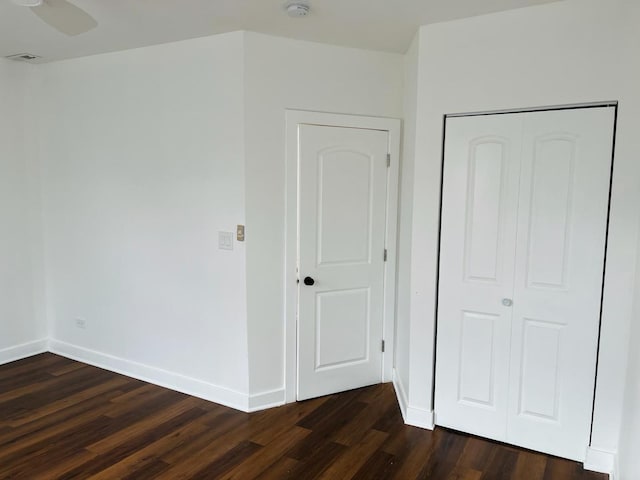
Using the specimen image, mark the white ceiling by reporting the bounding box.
[0,0,562,63]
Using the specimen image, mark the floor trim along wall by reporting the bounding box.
[392,369,435,430]
[392,369,409,421]
[248,388,286,413]
[584,446,617,479]
[406,403,435,430]
[47,339,258,413]
[0,339,48,366]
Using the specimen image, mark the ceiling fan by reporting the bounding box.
[11,0,97,36]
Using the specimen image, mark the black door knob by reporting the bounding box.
[303,276,315,286]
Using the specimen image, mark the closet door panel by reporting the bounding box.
[507,107,615,461]
[435,115,522,440]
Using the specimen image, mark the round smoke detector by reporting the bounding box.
[286,3,310,18]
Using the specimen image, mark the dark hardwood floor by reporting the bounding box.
[0,354,606,479]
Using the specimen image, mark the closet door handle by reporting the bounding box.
[502,298,513,307]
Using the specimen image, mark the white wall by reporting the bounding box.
[0,59,47,363]
[34,30,404,411]
[7,8,636,469]
[619,230,640,478]
[242,32,404,400]
[405,0,640,467]
[615,9,640,477]
[37,32,251,405]
[394,32,419,409]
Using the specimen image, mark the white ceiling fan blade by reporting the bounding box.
[31,0,97,36]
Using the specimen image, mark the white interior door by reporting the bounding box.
[297,124,389,401]
[435,106,615,462]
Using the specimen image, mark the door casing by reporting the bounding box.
[284,110,401,403]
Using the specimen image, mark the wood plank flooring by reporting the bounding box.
[0,353,607,479]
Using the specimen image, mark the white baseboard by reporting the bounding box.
[0,339,48,365]
[407,404,435,430]
[248,388,285,412]
[48,339,251,413]
[392,368,409,421]
[585,446,617,479]
[392,368,434,430]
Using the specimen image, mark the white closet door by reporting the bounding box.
[435,114,523,440]
[436,106,614,462]
[507,107,615,461]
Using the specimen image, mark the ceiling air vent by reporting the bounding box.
[5,53,42,62]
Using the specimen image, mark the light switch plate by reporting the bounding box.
[218,231,234,250]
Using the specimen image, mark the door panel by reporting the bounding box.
[525,133,576,289]
[507,107,615,461]
[464,139,508,283]
[297,124,388,401]
[315,288,369,370]
[458,311,500,407]
[518,318,563,421]
[317,149,373,265]
[435,115,523,440]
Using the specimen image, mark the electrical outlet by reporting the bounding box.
[75,318,86,329]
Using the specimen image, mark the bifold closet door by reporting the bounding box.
[507,108,615,460]
[435,114,523,440]
[435,106,615,462]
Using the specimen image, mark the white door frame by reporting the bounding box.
[284,110,401,403]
